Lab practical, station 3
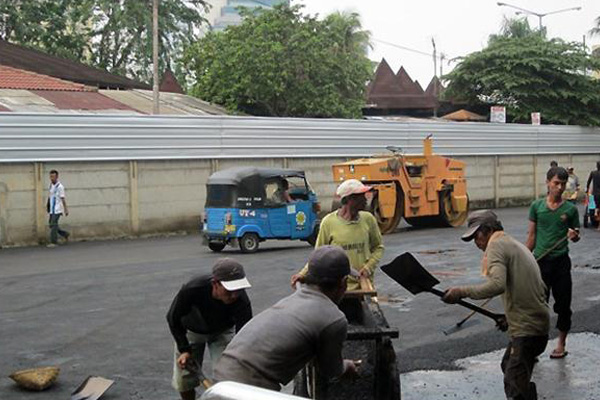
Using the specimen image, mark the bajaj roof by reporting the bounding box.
[207,167,305,185]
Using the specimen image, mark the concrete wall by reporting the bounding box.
[0,154,596,247]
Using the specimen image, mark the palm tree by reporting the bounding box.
[324,11,372,55]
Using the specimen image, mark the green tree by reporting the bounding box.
[444,20,600,126]
[0,0,207,84]
[184,5,373,118]
[0,0,94,61]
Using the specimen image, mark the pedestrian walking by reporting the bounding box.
[526,166,580,359]
[214,246,358,391]
[586,161,600,230]
[166,258,252,400]
[444,210,549,400]
[290,179,384,291]
[47,170,69,247]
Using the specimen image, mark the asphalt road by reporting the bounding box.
[1,206,599,399]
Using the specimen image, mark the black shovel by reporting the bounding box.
[381,252,507,331]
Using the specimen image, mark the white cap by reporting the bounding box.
[336,179,372,199]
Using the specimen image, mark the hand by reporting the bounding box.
[290,274,303,289]
[567,228,579,242]
[341,359,361,379]
[442,287,464,304]
[64,210,69,216]
[359,268,370,279]
[495,315,508,332]
[177,352,191,370]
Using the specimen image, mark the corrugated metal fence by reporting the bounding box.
[1,113,600,162]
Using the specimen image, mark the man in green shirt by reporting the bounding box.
[526,166,580,360]
[444,210,549,400]
[290,179,384,291]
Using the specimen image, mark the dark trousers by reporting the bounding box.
[501,335,548,400]
[537,254,572,332]
[48,213,69,244]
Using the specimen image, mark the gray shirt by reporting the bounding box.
[214,285,347,390]
[462,235,549,338]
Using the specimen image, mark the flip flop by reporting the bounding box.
[550,350,568,359]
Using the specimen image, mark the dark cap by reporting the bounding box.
[306,246,356,281]
[461,210,500,242]
[212,258,251,291]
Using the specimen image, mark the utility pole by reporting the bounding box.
[152,0,160,114]
[431,38,438,118]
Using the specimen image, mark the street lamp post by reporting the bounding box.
[496,2,581,30]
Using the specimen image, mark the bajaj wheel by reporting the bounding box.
[239,233,259,253]
[208,242,226,252]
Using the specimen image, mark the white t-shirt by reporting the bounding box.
[48,182,66,214]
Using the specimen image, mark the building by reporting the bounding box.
[364,58,448,117]
[208,0,289,31]
[0,40,227,115]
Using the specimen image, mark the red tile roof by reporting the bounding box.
[0,65,90,91]
[33,90,138,111]
[0,39,150,90]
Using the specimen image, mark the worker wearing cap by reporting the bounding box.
[291,179,384,291]
[167,259,253,400]
[443,210,549,400]
[214,246,358,391]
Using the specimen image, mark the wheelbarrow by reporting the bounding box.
[293,278,401,400]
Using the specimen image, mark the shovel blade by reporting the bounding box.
[381,253,440,295]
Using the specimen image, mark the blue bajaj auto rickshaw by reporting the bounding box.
[203,167,320,253]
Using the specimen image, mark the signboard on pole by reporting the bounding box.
[531,112,541,125]
[490,106,506,123]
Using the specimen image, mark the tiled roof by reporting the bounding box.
[0,39,150,90]
[33,90,137,111]
[0,65,90,91]
[366,58,443,110]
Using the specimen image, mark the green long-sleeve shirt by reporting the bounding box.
[462,234,549,338]
[298,211,384,290]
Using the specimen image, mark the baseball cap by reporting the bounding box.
[305,245,358,281]
[212,258,251,291]
[336,179,372,199]
[461,210,500,242]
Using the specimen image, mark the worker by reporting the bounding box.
[166,259,253,400]
[526,166,579,360]
[443,210,549,400]
[214,246,358,391]
[290,179,384,291]
[586,161,600,229]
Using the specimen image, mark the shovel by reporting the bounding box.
[381,252,507,331]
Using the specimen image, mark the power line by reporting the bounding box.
[373,37,454,61]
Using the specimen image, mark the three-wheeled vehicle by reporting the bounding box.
[203,167,320,253]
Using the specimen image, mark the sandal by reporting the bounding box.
[550,350,568,359]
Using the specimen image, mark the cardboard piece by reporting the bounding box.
[71,376,114,400]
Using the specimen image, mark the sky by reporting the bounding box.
[297,0,600,86]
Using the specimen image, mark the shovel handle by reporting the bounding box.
[429,287,504,323]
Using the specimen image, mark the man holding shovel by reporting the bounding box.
[167,259,252,400]
[527,166,580,359]
[443,210,549,400]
